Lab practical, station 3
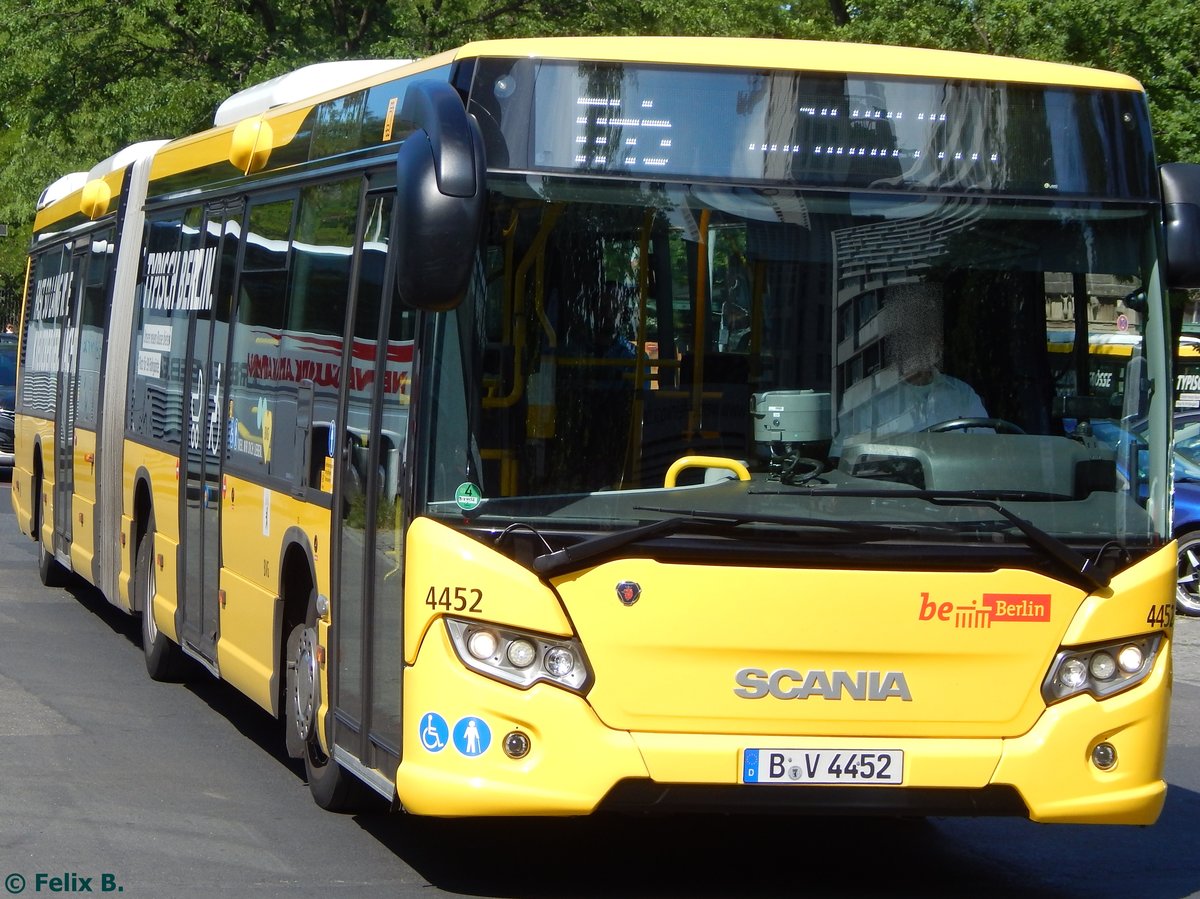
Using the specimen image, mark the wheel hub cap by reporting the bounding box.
[294,627,319,742]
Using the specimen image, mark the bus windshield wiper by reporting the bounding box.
[763,487,1110,592]
[533,512,747,576]
[925,494,1110,591]
[532,507,961,578]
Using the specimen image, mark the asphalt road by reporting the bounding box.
[0,479,1198,898]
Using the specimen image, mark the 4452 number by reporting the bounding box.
[1146,603,1174,629]
[425,586,483,614]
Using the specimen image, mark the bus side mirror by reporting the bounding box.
[393,80,486,312]
[1161,162,1200,289]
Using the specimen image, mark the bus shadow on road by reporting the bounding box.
[181,664,307,783]
[61,572,308,785]
[355,812,1053,898]
[355,785,1200,898]
[62,573,141,644]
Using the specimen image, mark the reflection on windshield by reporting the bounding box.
[1174,419,1200,477]
[421,178,1166,548]
[473,59,1155,199]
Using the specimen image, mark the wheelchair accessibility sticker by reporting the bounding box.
[420,712,449,752]
[453,717,491,757]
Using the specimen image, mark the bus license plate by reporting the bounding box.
[741,749,904,785]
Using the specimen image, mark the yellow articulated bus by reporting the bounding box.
[12,37,1200,822]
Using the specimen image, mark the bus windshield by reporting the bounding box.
[421,177,1166,559]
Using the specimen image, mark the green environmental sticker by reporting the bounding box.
[455,482,483,511]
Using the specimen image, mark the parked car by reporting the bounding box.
[0,333,15,474]
[1086,410,1200,616]
[1170,412,1200,616]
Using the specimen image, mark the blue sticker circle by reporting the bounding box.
[452,716,492,757]
[419,712,449,753]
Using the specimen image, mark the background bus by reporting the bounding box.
[11,37,1200,824]
[1177,336,1200,410]
[1046,328,1200,616]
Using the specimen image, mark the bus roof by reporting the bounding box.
[197,37,1146,152]
[452,36,1145,92]
[35,172,87,214]
[31,36,1147,235]
[32,142,166,235]
[214,60,411,126]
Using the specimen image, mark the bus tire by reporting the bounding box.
[34,474,66,588]
[137,521,184,681]
[37,533,66,587]
[1177,529,1200,617]
[286,591,374,812]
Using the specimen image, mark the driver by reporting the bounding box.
[830,283,989,458]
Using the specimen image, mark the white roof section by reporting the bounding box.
[36,140,170,213]
[87,140,170,181]
[214,59,412,127]
[36,172,89,211]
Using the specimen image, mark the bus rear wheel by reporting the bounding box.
[37,533,66,587]
[33,474,66,588]
[285,591,374,812]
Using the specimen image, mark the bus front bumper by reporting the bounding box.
[394,625,1169,824]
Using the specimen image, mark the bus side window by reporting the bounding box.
[22,246,71,418]
[283,180,360,491]
[74,229,116,432]
[130,210,199,445]
[226,198,294,474]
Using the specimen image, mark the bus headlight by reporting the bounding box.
[467,628,499,660]
[1042,634,1161,704]
[445,618,591,693]
[506,639,537,669]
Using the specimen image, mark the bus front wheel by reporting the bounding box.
[137,520,184,681]
[285,591,374,812]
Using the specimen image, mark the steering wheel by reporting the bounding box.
[923,417,1025,434]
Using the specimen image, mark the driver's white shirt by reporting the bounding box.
[831,369,988,457]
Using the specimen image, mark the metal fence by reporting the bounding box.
[0,275,22,332]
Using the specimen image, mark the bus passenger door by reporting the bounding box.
[52,244,87,557]
[179,205,240,666]
[332,188,411,788]
[69,228,116,577]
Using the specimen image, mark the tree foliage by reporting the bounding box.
[0,0,1196,284]
[828,0,1200,164]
